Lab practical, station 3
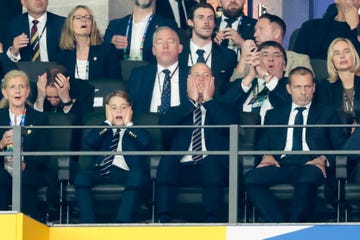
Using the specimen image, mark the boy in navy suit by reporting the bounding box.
[74,90,150,223]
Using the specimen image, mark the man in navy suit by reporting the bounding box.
[244,67,347,222]
[104,0,178,64]
[5,0,65,62]
[128,26,188,113]
[179,3,238,97]
[156,63,237,223]
[214,0,256,58]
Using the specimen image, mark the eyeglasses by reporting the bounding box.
[73,15,93,22]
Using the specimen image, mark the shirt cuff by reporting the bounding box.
[6,47,21,62]
[265,76,279,91]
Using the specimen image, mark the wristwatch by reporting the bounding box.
[62,99,73,106]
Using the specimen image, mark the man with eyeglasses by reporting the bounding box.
[33,65,94,121]
[221,40,291,123]
[104,0,178,63]
[5,0,65,62]
[156,62,237,223]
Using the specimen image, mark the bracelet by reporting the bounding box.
[62,99,73,106]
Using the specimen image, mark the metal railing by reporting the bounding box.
[5,123,360,223]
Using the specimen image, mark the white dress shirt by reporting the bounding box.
[188,40,212,68]
[150,62,181,112]
[129,13,152,60]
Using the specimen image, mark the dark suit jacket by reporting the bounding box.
[179,41,238,96]
[317,76,360,125]
[128,63,189,112]
[56,44,123,80]
[5,12,65,61]
[85,122,150,173]
[257,103,347,167]
[0,0,22,43]
[0,52,18,79]
[220,76,291,109]
[293,17,360,60]
[159,98,238,153]
[215,14,257,41]
[0,106,49,171]
[155,0,197,28]
[103,14,178,64]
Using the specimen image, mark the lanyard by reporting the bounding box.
[124,14,153,60]
[157,64,179,94]
[7,108,26,152]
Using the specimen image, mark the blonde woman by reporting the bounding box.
[57,5,123,80]
[0,70,49,220]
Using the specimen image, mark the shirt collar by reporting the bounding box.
[190,40,212,55]
[157,61,179,74]
[291,102,312,112]
[28,12,47,25]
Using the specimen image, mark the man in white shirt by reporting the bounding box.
[5,0,65,62]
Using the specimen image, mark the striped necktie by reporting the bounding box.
[191,103,203,162]
[100,129,120,177]
[30,20,40,62]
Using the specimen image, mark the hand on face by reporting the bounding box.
[54,73,71,102]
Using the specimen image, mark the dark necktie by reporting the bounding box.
[221,18,237,47]
[30,20,40,62]
[159,69,171,114]
[192,103,203,162]
[100,129,120,177]
[292,107,306,151]
[196,49,206,63]
[176,0,187,29]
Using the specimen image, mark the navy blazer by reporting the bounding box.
[220,76,291,109]
[215,14,257,42]
[127,63,189,112]
[85,123,150,172]
[0,106,49,171]
[257,103,347,166]
[0,52,18,79]
[179,41,238,96]
[103,14,178,64]
[155,0,197,28]
[293,17,360,60]
[5,12,65,61]
[56,44,123,80]
[317,76,360,125]
[159,98,238,152]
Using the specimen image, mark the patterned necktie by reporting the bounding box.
[100,129,120,177]
[30,20,40,62]
[196,49,206,63]
[159,69,171,114]
[176,0,187,29]
[221,18,237,47]
[192,103,203,162]
[292,107,306,151]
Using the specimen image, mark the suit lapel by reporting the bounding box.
[145,65,158,110]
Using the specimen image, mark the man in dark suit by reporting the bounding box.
[221,41,291,123]
[179,3,238,97]
[128,26,188,113]
[156,63,237,223]
[5,0,65,62]
[214,0,256,58]
[155,0,197,30]
[104,0,178,64]
[244,67,347,222]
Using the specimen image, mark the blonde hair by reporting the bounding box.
[327,37,360,83]
[0,70,30,108]
[59,5,103,50]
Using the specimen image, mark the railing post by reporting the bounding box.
[228,124,239,223]
[12,125,23,212]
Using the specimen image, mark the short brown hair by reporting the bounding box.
[105,90,132,106]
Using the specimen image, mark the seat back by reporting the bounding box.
[89,79,127,109]
[120,60,148,82]
[15,61,57,82]
[310,58,328,82]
